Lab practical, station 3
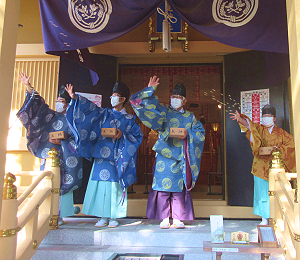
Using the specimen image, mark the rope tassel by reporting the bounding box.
[118,190,126,206]
[157,0,177,52]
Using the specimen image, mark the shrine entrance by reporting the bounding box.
[120,64,224,201]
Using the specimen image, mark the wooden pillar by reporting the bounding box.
[0,173,18,260]
[286,0,300,258]
[0,0,21,223]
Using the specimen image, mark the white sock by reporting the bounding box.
[101,217,108,222]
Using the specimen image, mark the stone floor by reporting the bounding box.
[30,217,286,260]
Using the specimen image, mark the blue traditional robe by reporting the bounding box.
[17,91,83,195]
[130,85,205,192]
[66,95,143,217]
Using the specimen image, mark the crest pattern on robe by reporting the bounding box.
[130,85,205,192]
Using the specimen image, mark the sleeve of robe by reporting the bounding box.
[17,91,83,195]
[16,91,58,155]
[115,119,143,190]
[276,128,296,173]
[130,85,168,132]
[239,114,262,156]
[66,94,106,158]
[185,116,206,190]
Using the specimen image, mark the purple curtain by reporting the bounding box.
[168,0,288,54]
[38,0,289,79]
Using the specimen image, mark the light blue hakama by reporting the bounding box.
[59,191,74,218]
[253,175,270,219]
[82,167,127,218]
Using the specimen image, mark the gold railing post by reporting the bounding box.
[269,168,277,227]
[269,149,286,230]
[45,148,60,230]
[269,149,285,230]
[0,172,18,260]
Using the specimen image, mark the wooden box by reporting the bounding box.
[259,147,273,155]
[101,128,117,137]
[257,225,278,248]
[169,127,186,138]
[49,131,67,140]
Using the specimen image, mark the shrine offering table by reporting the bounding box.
[203,241,284,260]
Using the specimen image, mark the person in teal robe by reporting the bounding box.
[130,76,205,229]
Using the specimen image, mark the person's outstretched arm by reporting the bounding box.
[19,71,34,94]
[230,110,249,127]
[130,75,167,132]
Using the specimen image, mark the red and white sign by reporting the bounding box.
[75,92,102,107]
[241,89,269,123]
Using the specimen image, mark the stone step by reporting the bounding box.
[32,218,284,260]
[41,218,258,247]
[31,244,267,260]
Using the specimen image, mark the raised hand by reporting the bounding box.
[65,84,77,99]
[148,76,160,87]
[229,110,241,122]
[19,71,33,93]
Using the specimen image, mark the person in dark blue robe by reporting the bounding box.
[65,82,143,228]
[17,72,83,220]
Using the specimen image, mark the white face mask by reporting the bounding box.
[111,96,120,107]
[55,102,66,113]
[261,116,274,127]
[171,98,183,109]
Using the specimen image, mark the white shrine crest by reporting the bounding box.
[68,0,112,33]
[212,0,258,27]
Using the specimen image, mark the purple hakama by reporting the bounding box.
[146,187,195,220]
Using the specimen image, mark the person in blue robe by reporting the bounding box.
[130,76,205,229]
[65,82,143,228]
[17,72,83,220]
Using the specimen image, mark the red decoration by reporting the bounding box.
[196,75,200,102]
[122,66,220,76]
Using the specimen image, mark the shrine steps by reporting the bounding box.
[30,217,284,260]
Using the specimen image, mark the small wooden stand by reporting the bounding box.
[203,241,284,260]
[257,225,278,248]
